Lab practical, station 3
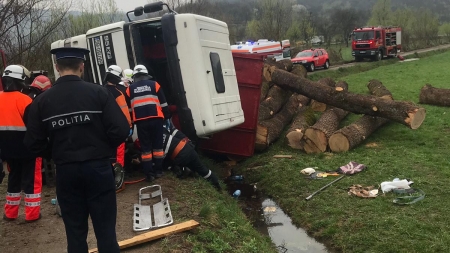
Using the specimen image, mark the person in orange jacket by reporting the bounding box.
[103,65,132,170]
[0,65,42,222]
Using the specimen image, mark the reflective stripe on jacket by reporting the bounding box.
[105,85,132,127]
[126,80,169,122]
[0,91,33,159]
[0,91,31,131]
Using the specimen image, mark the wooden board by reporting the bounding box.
[88,220,200,253]
[273,155,293,159]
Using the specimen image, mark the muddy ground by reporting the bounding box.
[0,168,203,253]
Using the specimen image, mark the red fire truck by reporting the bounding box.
[351,26,401,61]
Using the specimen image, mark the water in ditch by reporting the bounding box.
[226,179,328,253]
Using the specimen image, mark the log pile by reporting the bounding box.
[254,60,427,153]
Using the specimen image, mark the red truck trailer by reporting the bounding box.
[351,26,401,61]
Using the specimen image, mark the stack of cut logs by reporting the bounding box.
[255,58,427,153]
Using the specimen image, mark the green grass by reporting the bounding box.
[233,50,450,253]
[159,172,277,253]
[310,48,450,82]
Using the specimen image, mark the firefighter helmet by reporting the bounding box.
[2,65,27,80]
[103,65,123,85]
[106,65,122,78]
[30,75,52,92]
[132,65,148,76]
[123,68,133,81]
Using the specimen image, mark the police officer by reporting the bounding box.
[161,122,221,191]
[24,47,129,253]
[103,65,132,169]
[0,65,42,222]
[126,64,170,182]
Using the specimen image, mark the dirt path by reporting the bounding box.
[0,173,194,253]
[310,43,450,75]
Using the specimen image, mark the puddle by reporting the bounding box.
[225,179,328,253]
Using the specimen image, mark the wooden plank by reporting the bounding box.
[273,155,293,159]
[88,220,200,253]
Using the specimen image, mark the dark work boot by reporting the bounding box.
[207,173,222,192]
[146,174,155,182]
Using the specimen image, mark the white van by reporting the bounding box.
[51,3,244,140]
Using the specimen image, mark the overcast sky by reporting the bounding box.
[115,0,150,12]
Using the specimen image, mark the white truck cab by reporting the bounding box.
[51,2,244,141]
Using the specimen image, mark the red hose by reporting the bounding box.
[116,177,146,193]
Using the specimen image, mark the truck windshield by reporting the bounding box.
[296,52,313,57]
[353,31,374,40]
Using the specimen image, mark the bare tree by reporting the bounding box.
[246,0,293,41]
[331,8,361,47]
[0,0,72,69]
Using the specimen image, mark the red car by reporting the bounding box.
[291,48,330,72]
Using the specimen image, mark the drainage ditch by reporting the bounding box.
[225,178,328,253]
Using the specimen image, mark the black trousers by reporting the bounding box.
[136,118,164,176]
[173,144,209,177]
[56,159,119,253]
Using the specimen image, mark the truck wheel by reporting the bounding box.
[324,60,330,69]
[374,50,382,61]
[309,63,315,72]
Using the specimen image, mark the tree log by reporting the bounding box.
[258,85,292,121]
[255,94,303,151]
[263,58,293,81]
[329,80,393,152]
[265,58,293,72]
[303,81,350,153]
[270,69,426,129]
[367,79,393,100]
[290,65,307,78]
[310,78,336,112]
[285,105,316,150]
[260,81,270,102]
[419,84,450,107]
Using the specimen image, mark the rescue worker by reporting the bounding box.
[25,75,52,99]
[120,68,133,87]
[103,65,132,168]
[24,75,53,186]
[24,47,129,253]
[161,122,221,191]
[127,64,170,182]
[0,65,42,222]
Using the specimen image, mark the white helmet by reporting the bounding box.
[106,65,123,78]
[2,65,27,80]
[122,69,133,81]
[132,65,148,76]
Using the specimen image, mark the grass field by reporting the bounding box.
[234,50,450,252]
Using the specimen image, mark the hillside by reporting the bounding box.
[296,0,450,22]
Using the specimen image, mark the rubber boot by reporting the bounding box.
[207,173,222,192]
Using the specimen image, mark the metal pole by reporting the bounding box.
[305,175,345,201]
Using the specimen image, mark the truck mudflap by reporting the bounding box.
[161,14,197,142]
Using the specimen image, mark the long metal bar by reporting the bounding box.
[305,175,345,201]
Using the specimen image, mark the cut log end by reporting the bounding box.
[372,106,378,111]
[304,128,328,152]
[328,133,350,153]
[286,130,304,149]
[335,87,344,91]
[409,107,426,130]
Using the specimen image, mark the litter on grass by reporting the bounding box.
[348,185,378,198]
